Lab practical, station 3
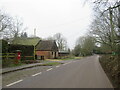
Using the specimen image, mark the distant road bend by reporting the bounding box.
[4,55,113,88]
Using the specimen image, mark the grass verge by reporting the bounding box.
[42,62,62,66]
[47,56,82,61]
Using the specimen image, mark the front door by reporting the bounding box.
[55,52,57,59]
[41,56,44,60]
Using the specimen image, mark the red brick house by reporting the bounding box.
[35,40,58,60]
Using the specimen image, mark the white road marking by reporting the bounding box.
[67,62,72,64]
[63,62,70,65]
[63,63,67,65]
[56,65,60,68]
[32,72,42,77]
[63,61,75,65]
[6,79,23,87]
[46,68,53,71]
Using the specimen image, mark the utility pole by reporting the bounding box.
[34,28,36,60]
[34,45,36,60]
[34,28,36,37]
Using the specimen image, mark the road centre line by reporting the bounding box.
[6,79,23,87]
[56,65,60,68]
[32,72,42,77]
[63,63,67,65]
[63,61,75,65]
[46,68,53,71]
[63,62,70,65]
[67,62,72,64]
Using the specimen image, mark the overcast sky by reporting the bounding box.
[0,0,94,49]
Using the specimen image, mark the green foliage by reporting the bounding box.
[1,39,35,67]
[1,40,8,53]
[0,40,1,54]
[8,44,34,57]
[1,40,9,60]
[2,59,23,68]
[58,56,75,60]
[42,62,62,66]
[21,56,34,60]
[22,60,39,64]
[116,44,120,55]
[73,45,81,56]
[73,36,96,56]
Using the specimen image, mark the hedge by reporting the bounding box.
[99,55,120,88]
[1,40,34,60]
[8,44,34,60]
[1,40,8,53]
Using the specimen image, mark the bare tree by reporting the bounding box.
[0,10,13,39]
[89,5,119,53]
[11,17,27,38]
[0,10,26,40]
[21,32,28,38]
[0,10,12,32]
[53,33,67,51]
[93,0,119,12]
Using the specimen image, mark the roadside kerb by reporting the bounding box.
[1,59,80,74]
[2,61,59,74]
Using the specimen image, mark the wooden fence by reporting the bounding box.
[0,53,34,60]
[0,53,15,59]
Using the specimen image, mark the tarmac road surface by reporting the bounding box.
[4,55,113,88]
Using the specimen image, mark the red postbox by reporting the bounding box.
[15,50,21,64]
[17,52,21,60]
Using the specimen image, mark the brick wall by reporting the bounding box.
[36,51,58,60]
[36,51,50,59]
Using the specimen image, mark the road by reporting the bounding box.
[4,55,113,88]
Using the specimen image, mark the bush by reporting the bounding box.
[2,59,24,68]
[99,55,120,88]
[22,60,39,64]
[8,44,34,56]
[1,40,8,60]
[2,42,35,67]
[1,40,8,53]
[8,44,34,60]
[21,56,34,60]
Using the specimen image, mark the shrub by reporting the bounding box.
[8,44,34,56]
[8,44,34,60]
[1,40,8,53]
[99,55,120,88]
[2,59,14,68]
[22,60,39,64]
[21,56,34,60]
